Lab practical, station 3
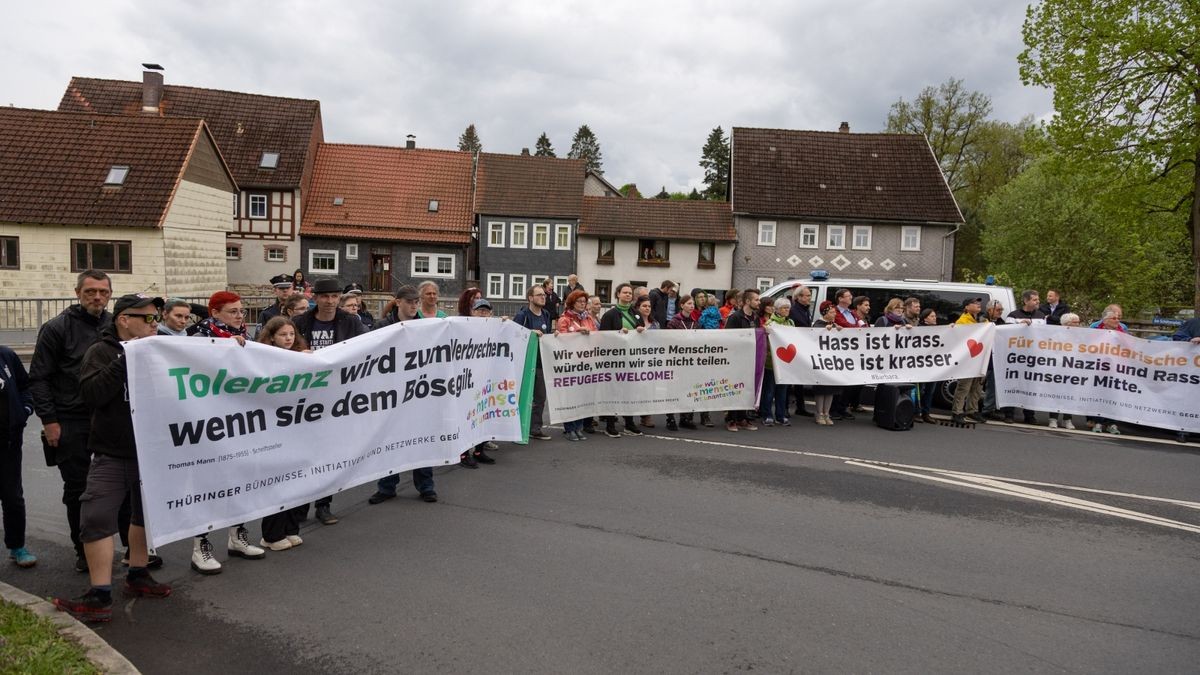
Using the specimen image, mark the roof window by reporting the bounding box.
[104,166,130,186]
[428,200,439,212]
[259,152,280,169]
[332,197,345,206]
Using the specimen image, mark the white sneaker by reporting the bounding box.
[191,536,222,575]
[1063,420,1075,430]
[484,441,499,450]
[1106,424,1121,435]
[228,527,266,559]
[285,535,303,546]
[259,537,293,552]
[762,417,775,426]
[1048,418,1059,429]
[1093,423,1104,433]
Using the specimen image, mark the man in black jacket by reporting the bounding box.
[787,285,815,417]
[648,280,676,328]
[53,294,170,623]
[724,289,760,432]
[257,274,296,332]
[1039,289,1070,325]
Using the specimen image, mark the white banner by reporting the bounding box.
[993,324,1200,432]
[125,318,531,547]
[768,323,995,386]
[540,329,758,422]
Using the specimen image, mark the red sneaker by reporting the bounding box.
[124,573,172,598]
[53,590,113,622]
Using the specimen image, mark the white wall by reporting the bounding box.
[575,236,733,300]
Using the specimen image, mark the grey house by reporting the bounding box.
[729,125,964,292]
[476,152,586,302]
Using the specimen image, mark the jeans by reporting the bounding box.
[377,468,435,497]
[55,419,130,553]
[563,419,584,434]
[983,366,997,413]
[1,428,26,549]
[531,365,546,433]
[758,369,789,421]
[918,381,937,415]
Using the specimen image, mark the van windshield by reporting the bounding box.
[819,287,991,325]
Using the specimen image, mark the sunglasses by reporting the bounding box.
[122,313,161,324]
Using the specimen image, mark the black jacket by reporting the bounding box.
[1,346,33,431]
[789,303,813,330]
[724,309,755,330]
[649,288,671,327]
[78,325,136,459]
[1039,302,1070,325]
[293,308,368,346]
[600,305,637,331]
[29,304,110,423]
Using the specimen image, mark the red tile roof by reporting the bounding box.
[301,144,473,245]
[580,196,736,241]
[731,127,963,224]
[0,108,230,229]
[58,77,321,190]
[476,153,585,218]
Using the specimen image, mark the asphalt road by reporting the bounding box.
[3,413,1198,674]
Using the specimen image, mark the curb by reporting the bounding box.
[0,580,140,674]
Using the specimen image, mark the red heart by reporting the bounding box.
[967,339,983,357]
[776,344,797,363]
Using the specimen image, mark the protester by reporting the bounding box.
[1171,316,1199,442]
[416,280,447,319]
[632,295,660,428]
[567,274,586,295]
[649,280,676,328]
[691,290,708,322]
[1041,289,1070,325]
[542,278,562,323]
[338,292,364,326]
[981,300,1009,422]
[1006,290,1046,425]
[258,274,296,330]
[874,298,906,327]
[787,285,816,418]
[599,284,644,437]
[282,293,310,320]
[513,285,554,441]
[699,295,723,330]
[459,298,500,465]
[833,289,858,328]
[256,317,310,550]
[587,296,604,323]
[457,287,482,318]
[1,345,36,568]
[902,297,922,326]
[760,297,794,426]
[914,308,940,423]
[950,297,986,425]
[158,298,193,337]
[342,283,374,329]
[810,301,843,425]
[719,289,740,326]
[723,289,760,432]
[556,291,598,441]
[1088,308,1126,435]
[52,294,170,623]
[663,294,701,431]
[1048,313,1082,430]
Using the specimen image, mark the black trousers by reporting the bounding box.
[261,506,305,542]
[1,426,26,550]
[56,419,129,554]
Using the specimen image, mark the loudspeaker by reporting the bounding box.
[873,383,916,431]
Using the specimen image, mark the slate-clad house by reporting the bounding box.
[300,143,473,297]
[576,197,736,303]
[730,125,964,292]
[0,108,237,299]
[476,152,586,301]
[58,70,323,289]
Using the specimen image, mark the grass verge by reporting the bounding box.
[0,599,98,675]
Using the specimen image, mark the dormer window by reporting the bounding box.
[104,166,129,185]
[259,152,280,169]
[333,197,345,206]
[428,200,439,212]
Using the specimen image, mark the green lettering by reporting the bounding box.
[168,367,191,400]
[224,376,249,394]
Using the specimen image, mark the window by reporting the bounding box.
[902,226,922,251]
[799,224,819,249]
[597,238,615,263]
[554,276,570,296]
[826,224,846,250]
[428,200,439,212]
[532,223,550,249]
[411,252,455,278]
[309,249,338,274]
[264,246,287,262]
[0,236,18,269]
[509,274,527,299]
[233,194,239,217]
[594,280,612,303]
[554,224,572,250]
[72,239,131,273]
[259,152,279,169]
[852,225,873,250]
[530,275,548,290]
[333,196,345,206]
[638,239,669,264]
[487,274,504,298]
[225,244,241,260]
[757,220,776,246]
[510,222,528,248]
[697,241,715,268]
[104,166,129,185]
[487,222,505,247]
[346,243,359,260]
[757,277,775,293]
[249,194,268,219]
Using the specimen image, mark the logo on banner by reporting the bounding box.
[968,339,984,357]
[687,377,746,402]
[775,344,797,363]
[467,378,520,428]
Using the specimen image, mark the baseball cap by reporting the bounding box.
[312,278,341,294]
[113,293,165,316]
[270,274,293,288]
[393,285,419,301]
[962,297,983,308]
[472,298,493,311]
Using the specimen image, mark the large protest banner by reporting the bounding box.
[768,324,994,386]
[539,329,757,422]
[993,324,1200,432]
[125,318,531,547]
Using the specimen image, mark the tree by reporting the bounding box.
[654,186,670,199]
[534,132,556,157]
[688,188,702,200]
[457,124,482,153]
[568,124,604,174]
[699,126,730,200]
[1020,0,1200,311]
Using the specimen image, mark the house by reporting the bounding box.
[300,141,474,298]
[584,169,623,198]
[57,69,323,291]
[475,152,586,303]
[576,196,736,303]
[729,125,964,292]
[0,108,237,299]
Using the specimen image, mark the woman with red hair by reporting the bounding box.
[556,290,598,440]
[456,287,482,317]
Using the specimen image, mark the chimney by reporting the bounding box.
[838,121,850,134]
[625,183,642,199]
[405,134,416,149]
[141,64,164,115]
[521,148,530,156]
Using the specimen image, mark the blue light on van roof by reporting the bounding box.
[985,275,996,286]
[809,269,829,281]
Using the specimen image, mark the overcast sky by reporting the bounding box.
[2,1,1052,193]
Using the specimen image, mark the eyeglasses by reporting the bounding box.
[122,313,161,324]
[220,308,246,316]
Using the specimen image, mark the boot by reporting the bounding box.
[700,412,714,427]
[190,536,222,575]
[227,526,266,560]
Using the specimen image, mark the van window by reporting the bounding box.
[821,287,992,325]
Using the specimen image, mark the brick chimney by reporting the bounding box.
[625,183,642,198]
[405,134,416,149]
[142,65,164,115]
[521,148,530,156]
[838,121,850,133]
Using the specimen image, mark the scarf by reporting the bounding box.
[195,317,245,339]
[616,302,638,330]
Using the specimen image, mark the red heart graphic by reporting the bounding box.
[967,339,983,357]
[776,344,797,363]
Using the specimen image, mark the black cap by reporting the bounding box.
[270,274,293,288]
[343,282,364,295]
[962,297,983,308]
[393,285,419,301]
[113,293,165,316]
[471,298,492,311]
[312,278,341,295]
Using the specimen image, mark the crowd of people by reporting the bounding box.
[1,270,1197,623]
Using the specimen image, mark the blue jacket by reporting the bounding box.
[1173,318,1200,341]
[1,346,34,431]
[699,306,722,329]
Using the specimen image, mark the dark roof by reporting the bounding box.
[730,127,963,224]
[476,153,585,218]
[58,77,321,189]
[580,196,736,241]
[301,144,473,245]
[0,108,230,228]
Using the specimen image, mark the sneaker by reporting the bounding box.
[421,492,438,503]
[969,412,986,423]
[9,547,36,568]
[700,413,715,427]
[190,537,222,575]
[605,425,621,438]
[1093,423,1104,433]
[124,572,172,598]
[921,413,936,424]
[286,535,304,546]
[121,548,163,570]
[1048,418,1059,429]
[74,553,88,574]
[738,420,758,431]
[368,491,395,505]
[259,538,293,552]
[622,426,643,436]
[315,505,339,524]
[53,589,112,623]
[666,418,679,431]
[762,417,775,426]
[951,414,966,425]
[484,441,500,450]
[1106,424,1121,435]
[781,417,791,427]
[574,430,587,441]
[680,419,698,430]
[473,449,496,464]
[726,421,739,432]
[566,430,580,441]
[530,430,552,441]
[459,452,479,468]
[228,527,266,560]
[1063,420,1076,430]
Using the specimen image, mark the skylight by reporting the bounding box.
[333,197,345,206]
[104,166,129,185]
[428,200,439,212]
[259,152,280,169]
